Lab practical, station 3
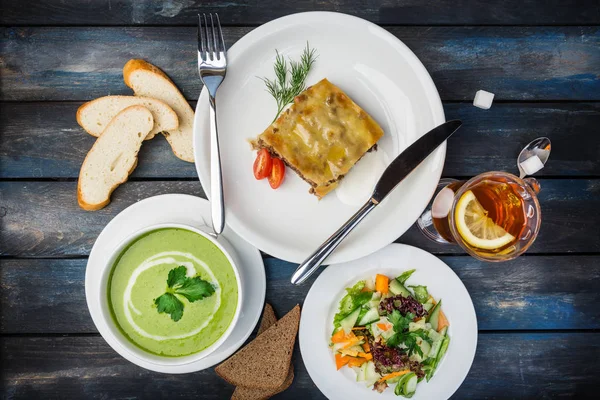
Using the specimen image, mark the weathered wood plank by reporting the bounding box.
[2,333,597,399]
[0,181,206,257]
[0,180,598,257]
[2,0,599,26]
[2,102,599,179]
[2,26,599,101]
[0,102,195,179]
[1,256,599,334]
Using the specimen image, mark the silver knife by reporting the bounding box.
[290,120,462,285]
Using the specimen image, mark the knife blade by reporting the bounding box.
[372,119,462,203]
[290,120,462,285]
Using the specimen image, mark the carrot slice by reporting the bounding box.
[437,310,450,332]
[347,357,369,367]
[335,354,351,370]
[378,370,411,383]
[377,323,390,331]
[331,329,355,344]
[362,342,370,353]
[358,352,373,360]
[375,274,389,294]
[341,337,361,349]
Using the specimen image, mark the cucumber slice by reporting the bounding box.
[364,361,381,387]
[389,279,411,297]
[419,338,431,358]
[408,318,427,332]
[437,336,450,362]
[404,373,418,395]
[427,300,442,330]
[427,338,443,362]
[367,292,382,308]
[428,328,443,342]
[357,306,370,324]
[359,362,368,382]
[427,336,450,381]
[394,372,416,397]
[351,366,363,381]
[358,308,380,326]
[440,326,448,336]
[394,379,404,395]
[409,285,429,303]
[423,302,434,312]
[340,308,361,334]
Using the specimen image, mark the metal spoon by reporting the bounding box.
[517,137,551,179]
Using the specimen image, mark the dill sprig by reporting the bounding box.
[261,43,317,121]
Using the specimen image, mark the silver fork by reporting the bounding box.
[198,13,227,236]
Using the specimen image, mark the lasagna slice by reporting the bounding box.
[256,78,384,198]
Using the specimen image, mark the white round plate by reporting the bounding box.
[194,12,445,264]
[85,194,266,373]
[299,244,477,400]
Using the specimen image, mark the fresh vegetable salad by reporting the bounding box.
[330,270,450,397]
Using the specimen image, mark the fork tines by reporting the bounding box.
[198,13,226,61]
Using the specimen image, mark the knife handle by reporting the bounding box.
[290,199,378,285]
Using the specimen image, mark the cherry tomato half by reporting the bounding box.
[269,158,286,189]
[253,149,273,180]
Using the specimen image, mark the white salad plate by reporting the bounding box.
[193,11,446,264]
[85,194,266,373]
[299,244,477,400]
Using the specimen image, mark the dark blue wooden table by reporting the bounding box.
[1,1,600,398]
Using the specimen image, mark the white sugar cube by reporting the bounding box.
[520,155,544,176]
[473,90,495,109]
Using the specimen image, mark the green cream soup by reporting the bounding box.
[108,228,238,357]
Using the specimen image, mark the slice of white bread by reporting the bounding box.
[76,95,178,140]
[78,105,154,211]
[123,59,194,162]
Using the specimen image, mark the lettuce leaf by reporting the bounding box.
[333,281,373,329]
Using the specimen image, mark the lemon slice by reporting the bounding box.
[454,190,515,250]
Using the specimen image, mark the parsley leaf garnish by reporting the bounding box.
[154,266,216,322]
[386,310,432,357]
[176,277,215,302]
[167,265,188,287]
[155,293,184,322]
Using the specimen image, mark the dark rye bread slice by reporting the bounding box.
[258,303,278,335]
[232,370,295,400]
[231,304,295,400]
[215,305,300,390]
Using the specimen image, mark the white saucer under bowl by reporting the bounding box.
[85,194,266,373]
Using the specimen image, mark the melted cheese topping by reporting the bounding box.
[258,78,384,198]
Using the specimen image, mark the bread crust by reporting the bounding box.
[77,105,153,211]
[76,95,179,140]
[123,59,194,162]
[215,305,300,390]
[123,59,172,88]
